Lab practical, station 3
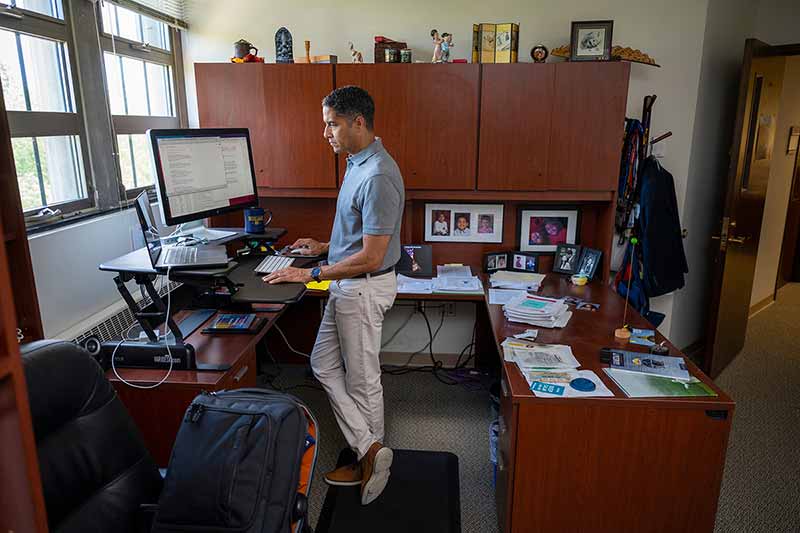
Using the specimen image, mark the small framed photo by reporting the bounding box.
[509,251,539,273]
[575,247,602,280]
[518,207,579,252]
[425,203,504,243]
[570,20,614,62]
[788,126,800,155]
[484,251,508,272]
[553,244,582,274]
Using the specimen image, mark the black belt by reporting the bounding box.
[353,266,394,279]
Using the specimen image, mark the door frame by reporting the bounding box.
[773,43,800,297]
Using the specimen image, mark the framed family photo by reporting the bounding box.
[575,247,602,280]
[553,244,582,274]
[517,208,579,252]
[510,251,539,273]
[484,251,508,272]
[425,203,504,243]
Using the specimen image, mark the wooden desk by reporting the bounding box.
[107,307,285,465]
[489,277,734,533]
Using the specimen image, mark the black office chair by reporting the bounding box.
[21,340,163,533]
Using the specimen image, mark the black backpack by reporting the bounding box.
[151,388,318,533]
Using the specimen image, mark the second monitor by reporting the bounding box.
[147,128,259,242]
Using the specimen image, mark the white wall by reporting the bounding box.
[182,0,711,344]
[755,0,800,46]
[668,0,757,349]
[750,56,800,307]
[29,207,145,338]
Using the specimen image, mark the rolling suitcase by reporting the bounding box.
[151,388,319,533]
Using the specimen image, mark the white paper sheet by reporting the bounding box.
[488,289,527,305]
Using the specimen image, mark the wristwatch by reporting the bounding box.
[310,266,322,283]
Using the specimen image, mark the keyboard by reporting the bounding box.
[164,246,196,264]
[254,255,295,274]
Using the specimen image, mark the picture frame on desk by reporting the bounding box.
[425,203,504,243]
[575,247,602,280]
[517,207,579,252]
[484,251,508,272]
[510,251,539,273]
[553,243,582,274]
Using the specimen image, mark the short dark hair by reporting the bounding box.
[322,86,375,130]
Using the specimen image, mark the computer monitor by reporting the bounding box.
[147,128,258,241]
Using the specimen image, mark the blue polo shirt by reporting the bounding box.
[328,138,405,271]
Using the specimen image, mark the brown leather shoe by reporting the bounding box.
[324,462,362,486]
[360,442,393,505]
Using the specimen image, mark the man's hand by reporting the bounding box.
[290,238,328,256]
[262,266,312,285]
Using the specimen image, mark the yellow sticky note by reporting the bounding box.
[305,280,331,291]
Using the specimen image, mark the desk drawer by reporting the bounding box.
[221,347,257,389]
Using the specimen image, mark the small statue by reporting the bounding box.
[275,27,294,63]
[431,29,442,62]
[441,32,453,62]
[349,41,363,63]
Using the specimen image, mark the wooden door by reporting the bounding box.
[336,64,479,190]
[196,64,336,189]
[478,64,554,191]
[547,62,630,191]
[705,40,784,377]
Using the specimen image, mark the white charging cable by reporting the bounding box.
[112,266,174,389]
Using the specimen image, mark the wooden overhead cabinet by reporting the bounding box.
[336,64,480,190]
[546,62,630,191]
[478,64,555,191]
[195,63,336,190]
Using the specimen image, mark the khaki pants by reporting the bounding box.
[310,272,397,459]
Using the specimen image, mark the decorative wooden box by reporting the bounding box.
[374,40,407,63]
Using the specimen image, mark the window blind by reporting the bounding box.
[107,0,189,29]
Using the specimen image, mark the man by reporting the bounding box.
[262,86,404,506]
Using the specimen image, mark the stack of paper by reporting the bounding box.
[432,265,483,294]
[396,274,433,294]
[490,270,546,290]
[501,338,579,368]
[503,294,572,328]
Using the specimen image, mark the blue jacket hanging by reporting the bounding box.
[615,242,666,328]
[637,156,688,298]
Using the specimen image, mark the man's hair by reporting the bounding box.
[442,33,450,38]
[322,86,375,130]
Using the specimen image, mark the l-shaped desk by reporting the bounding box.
[105,262,733,532]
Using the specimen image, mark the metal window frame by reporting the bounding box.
[1,0,188,223]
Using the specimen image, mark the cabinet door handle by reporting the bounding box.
[233,365,249,383]
[500,378,509,397]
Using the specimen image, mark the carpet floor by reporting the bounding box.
[713,282,800,533]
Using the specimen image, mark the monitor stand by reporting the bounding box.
[176,220,237,242]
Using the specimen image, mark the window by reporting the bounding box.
[98,2,181,197]
[1,0,187,224]
[0,16,89,214]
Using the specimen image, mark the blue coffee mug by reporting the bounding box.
[244,207,272,234]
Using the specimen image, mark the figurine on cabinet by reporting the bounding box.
[441,33,453,62]
[275,27,294,63]
[349,41,363,63]
[431,29,443,62]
